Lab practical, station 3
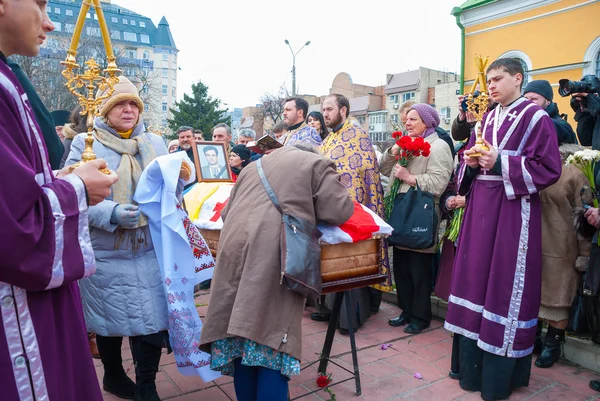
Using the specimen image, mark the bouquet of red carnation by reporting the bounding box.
[384,132,432,219]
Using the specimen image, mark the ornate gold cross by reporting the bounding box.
[62,0,121,172]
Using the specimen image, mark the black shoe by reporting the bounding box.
[103,373,136,400]
[198,279,212,291]
[449,371,459,380]
[535,326,564,369]
[404,323,429,334]
[590,380,600,392]
[310,313,330,322]
[339,328,349,335]
[388,316,410,327]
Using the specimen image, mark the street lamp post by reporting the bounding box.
[284,39,311,96]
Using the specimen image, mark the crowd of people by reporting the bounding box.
[2,2,600,401]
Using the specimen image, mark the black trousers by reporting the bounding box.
[393,249,433,325]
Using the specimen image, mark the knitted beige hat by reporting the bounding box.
[96,76,144,117]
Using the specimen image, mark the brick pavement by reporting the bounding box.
[99,291,600,400]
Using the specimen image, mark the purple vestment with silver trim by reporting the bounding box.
[0,59,101,400]
[444,97,562,358]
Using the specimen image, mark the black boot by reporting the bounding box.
[533,322,543,355]
[96,335,136,400]
[535,326,565,369]
[130,336,163,401]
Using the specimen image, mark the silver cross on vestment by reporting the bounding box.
[507,111,518,121]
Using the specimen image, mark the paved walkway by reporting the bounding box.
[100,291,600,400]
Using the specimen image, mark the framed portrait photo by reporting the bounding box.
[191,141,233,183]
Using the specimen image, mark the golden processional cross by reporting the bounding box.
[466,55,490,157]
[61,0,121,172]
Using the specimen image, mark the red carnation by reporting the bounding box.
[317,373,332,388]
[413,136,425,147]
[421,149,431,157]
[391,131,402,139]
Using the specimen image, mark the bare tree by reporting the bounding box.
[253,85,290,125]
[10,31,162,116]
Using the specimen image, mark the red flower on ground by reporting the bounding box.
[317,373,332,388]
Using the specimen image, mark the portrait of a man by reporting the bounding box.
[192,142,232,182]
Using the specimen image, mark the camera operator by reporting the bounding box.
[451,93,496,142]
[572,91,600,149]
[524,80,577,144]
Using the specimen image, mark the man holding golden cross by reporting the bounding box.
[0,1,117,400]
[444,58,562,400]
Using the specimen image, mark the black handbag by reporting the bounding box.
[387,184,437,249]
[256,158,322,300]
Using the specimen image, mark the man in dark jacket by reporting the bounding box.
[451,94,497,142]
[524,80,577,144]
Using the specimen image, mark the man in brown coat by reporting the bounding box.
[200,144,354,400]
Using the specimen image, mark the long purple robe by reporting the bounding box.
[444,97,561,358]
[0,58,102,400]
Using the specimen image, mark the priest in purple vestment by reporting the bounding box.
[0,1,118,400]
[444,58,562,400]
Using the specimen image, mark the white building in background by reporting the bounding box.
[44,0,178,130]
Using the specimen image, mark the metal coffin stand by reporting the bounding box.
[199,230,387,399]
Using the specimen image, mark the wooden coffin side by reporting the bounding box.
[199,229,381,283]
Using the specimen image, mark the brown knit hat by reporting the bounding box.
[96,76,144,117]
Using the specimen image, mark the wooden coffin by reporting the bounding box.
[199,229,381,283]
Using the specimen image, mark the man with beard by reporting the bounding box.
[312,94,391,334]
[177,126,195,160]
[279,97,322,146]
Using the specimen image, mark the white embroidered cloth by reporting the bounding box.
[134,152,221,381]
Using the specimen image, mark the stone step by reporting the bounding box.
[381,291,600,373]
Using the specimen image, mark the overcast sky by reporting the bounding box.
[114,0,462,110]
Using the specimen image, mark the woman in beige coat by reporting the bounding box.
[380,104,453,334]
[200,145,354,401]
[536,142,591,368]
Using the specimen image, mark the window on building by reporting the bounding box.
[139,21,146,28]
[162,119,167,126]
[123,32,137,42]
[127,49,136,59]
[402,92,416,102]
[517,58,530,89]
[86,27,101,37]
[162,102,168,112]
[162,85,168,95]
[389,94,398,104]
[111,16,118,23]
[123,18,128,24]
[140,34,150,44]
[111,30,121,40]
[131,20,136,26]
[66,9,73,16]
[596,50,600,77]
[391,114,398,123]
[382,114,386,124]
[162,50,169,61]
[86,12,90,19]
[358,117,365,125]
[143,50,150,60]
[65,23,75,33]
[173,54,177,63]
[162,69,168,78]
[54,22,62,32]
[440,107,451,120]
[54,7,61,14]
[172,87,176,97]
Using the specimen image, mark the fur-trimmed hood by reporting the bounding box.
[62,123,82,140]
[559,143,583,162]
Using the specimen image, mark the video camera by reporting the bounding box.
[558,75,600,97]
